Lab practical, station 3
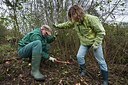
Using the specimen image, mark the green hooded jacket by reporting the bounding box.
[18,28,55,59]
[55,14,105,48]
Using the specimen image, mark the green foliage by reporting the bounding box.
[0,44,16,65]
[0,20,22,45]
[0,44,15,57]
[3,0,26,10]
[0,20,8,43]
[104,23,128,64]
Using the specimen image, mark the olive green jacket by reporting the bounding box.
[18,28,55,59]
[55,14,105,48]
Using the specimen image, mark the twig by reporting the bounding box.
[80,77,88,85]
[20,78,26,82]
[55,59,75,65]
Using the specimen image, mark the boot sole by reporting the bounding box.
[35,78,45,82]
[30,72,45,82]
[31,75,45,82]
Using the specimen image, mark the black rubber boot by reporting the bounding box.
[80,64,86,77]
[101,70,108,85]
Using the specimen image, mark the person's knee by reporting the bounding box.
[77,54,81,59]
[77,55,85,65]
[77,53,85,58]
[100,62,108,71]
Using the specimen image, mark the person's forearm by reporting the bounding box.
[54,21,74,29]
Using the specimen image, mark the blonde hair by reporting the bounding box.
[68,5,85,22]
[41,25,52,32]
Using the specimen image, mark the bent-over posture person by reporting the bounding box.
[18,25,56,81]
[54,5,108,85]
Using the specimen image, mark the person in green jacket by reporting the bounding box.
[54,5,108,85]
[18,25,56,81]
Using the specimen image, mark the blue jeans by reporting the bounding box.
[77,45,108,71]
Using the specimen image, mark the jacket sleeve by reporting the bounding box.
[29,34,42,41]
[89,16,105,48]
[55,21,74,29]
[30,34,48,48]
[46,35,55,43]
[41,52,49,59]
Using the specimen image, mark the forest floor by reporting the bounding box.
[0,45,128,85]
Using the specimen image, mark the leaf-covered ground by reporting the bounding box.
[0,47,128,85]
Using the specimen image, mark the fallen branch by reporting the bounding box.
[55,59,75,65]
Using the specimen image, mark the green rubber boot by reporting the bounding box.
[31,55,45,81]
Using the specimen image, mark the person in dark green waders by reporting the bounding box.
[18,25,57,81]
[54,5,108,85]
